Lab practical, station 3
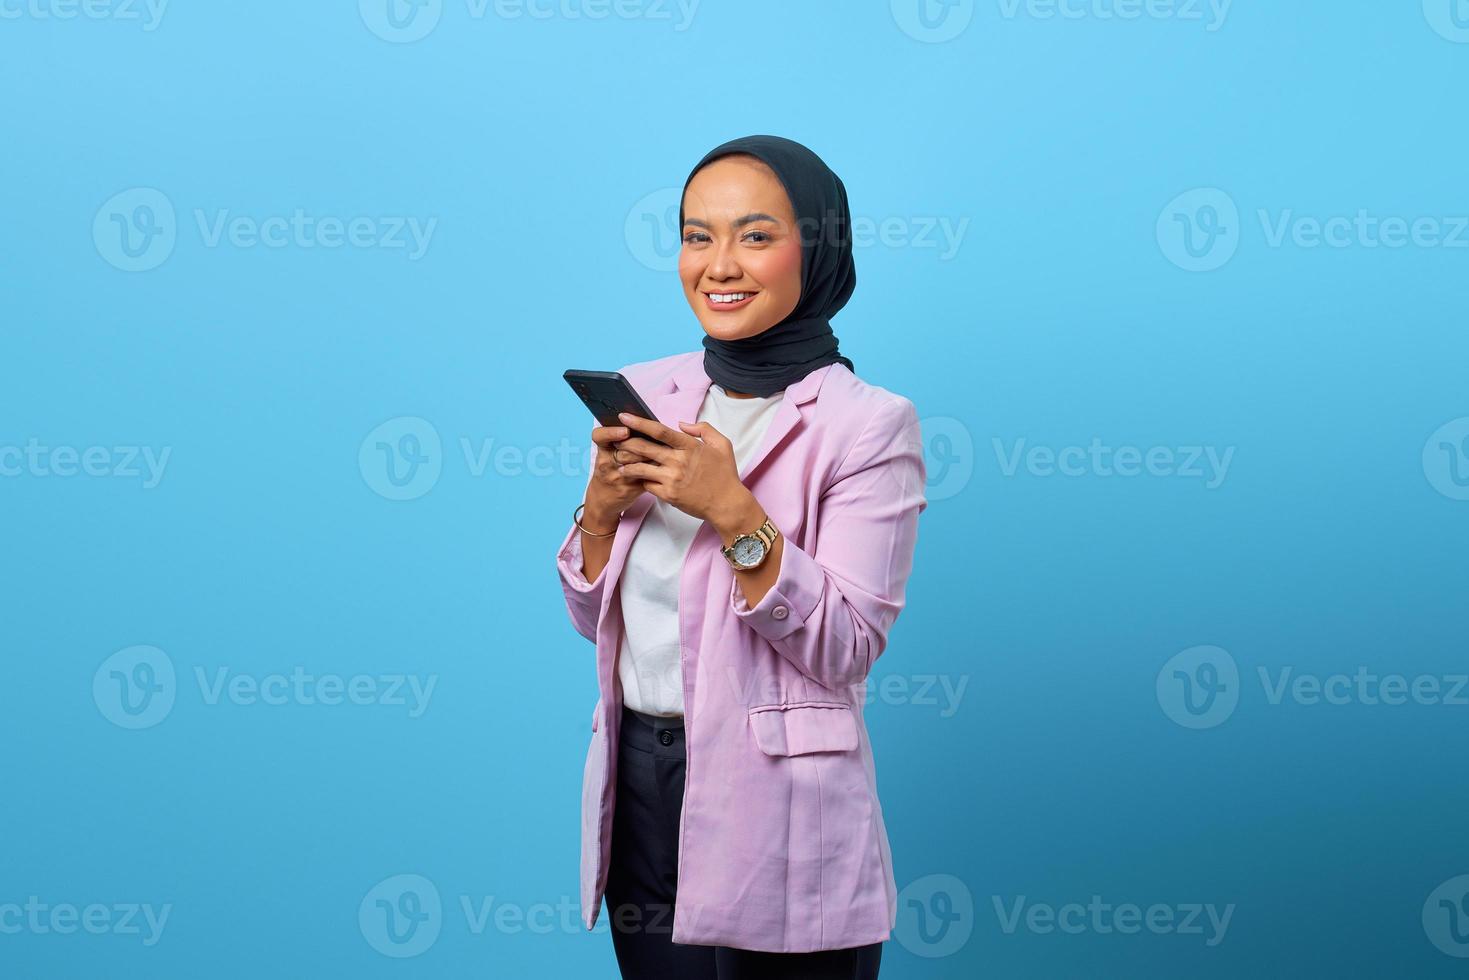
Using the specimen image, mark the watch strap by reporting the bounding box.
[722,517,779,569]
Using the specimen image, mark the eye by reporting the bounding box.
[682,230,710,245]
[742,230,772,244]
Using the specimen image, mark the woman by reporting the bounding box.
[554,135,927,980]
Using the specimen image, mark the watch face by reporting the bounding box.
[731,535,766,568]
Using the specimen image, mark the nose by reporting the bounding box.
[705,237,742,281]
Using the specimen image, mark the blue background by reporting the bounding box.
[4,1,1468,976]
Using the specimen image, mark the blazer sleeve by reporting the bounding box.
[555,437,608,644]
[729,396,927,690]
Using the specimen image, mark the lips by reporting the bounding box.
[703,290,758,312]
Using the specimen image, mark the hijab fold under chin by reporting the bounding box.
[679,135,856,398]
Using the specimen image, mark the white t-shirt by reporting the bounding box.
[615,382,785,717]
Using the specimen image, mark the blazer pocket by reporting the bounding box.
[748,700,859,756]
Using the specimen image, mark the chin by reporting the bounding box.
[701,318,770,342]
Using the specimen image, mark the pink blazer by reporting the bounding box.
[555,348,927,953]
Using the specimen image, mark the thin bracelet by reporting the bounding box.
[574,502,618,537]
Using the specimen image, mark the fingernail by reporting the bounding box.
[618,412,631,421]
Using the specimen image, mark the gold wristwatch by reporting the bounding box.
[721,516,779,571]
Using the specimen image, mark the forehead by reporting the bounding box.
[682,156,794,222]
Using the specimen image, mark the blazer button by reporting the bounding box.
[658,730,675,746]
[772,604,788,620]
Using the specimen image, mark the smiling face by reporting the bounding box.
[680,155,804,347]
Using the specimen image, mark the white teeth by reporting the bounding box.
[711,292,751,304]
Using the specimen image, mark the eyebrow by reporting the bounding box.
[683,212,781,231]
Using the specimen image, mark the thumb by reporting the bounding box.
[679,420,729,447]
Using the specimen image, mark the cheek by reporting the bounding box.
[678,250,704,291]
[759,242,803,305]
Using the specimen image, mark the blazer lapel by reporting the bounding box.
[596,352,836,615]
[658,352,834,482]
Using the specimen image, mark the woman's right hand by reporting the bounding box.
[581,424,652,530]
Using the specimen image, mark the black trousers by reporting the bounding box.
[603,704,884,980]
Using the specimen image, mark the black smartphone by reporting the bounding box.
[563,369,671,447]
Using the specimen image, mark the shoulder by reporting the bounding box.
[817,362,919,436]
[616,350,696,388]
[615,350,919,443]
[806,363,922,486]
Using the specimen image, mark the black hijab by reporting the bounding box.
[678,135,856,397]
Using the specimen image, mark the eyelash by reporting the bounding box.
[683,231,773,245]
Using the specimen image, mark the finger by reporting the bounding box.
[591,425,631,446]
[617,436,674,463]
[678,420,732,450]
[618,412,696,450]
[612,447,654,465]
[617,461,664,483]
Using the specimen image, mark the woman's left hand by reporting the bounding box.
[613,412,753,528]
